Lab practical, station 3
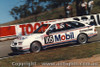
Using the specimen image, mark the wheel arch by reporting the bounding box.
[30,40,43,50]
[77,33,88,44]
[77,33,88,39]
[30,40,42,46]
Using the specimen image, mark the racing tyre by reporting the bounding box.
[77,34,88,44]
[30,42,42,53]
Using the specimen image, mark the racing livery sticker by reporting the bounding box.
[44,32,74,44]
[44,35,54,44]
[54,32,74,42]
[80,28,93,33]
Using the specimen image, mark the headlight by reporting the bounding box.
[17,36,27,40]
[21,37,27,40]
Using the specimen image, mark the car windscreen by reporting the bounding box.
[34,24,50,33]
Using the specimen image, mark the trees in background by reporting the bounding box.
[10,0,81,20]
[10,0,44,20]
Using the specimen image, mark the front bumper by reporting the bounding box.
[11,40,30,53]
[11,47,29,53]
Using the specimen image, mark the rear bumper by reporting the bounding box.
[88,33,97,38]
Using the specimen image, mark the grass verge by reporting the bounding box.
[0,42,100,67]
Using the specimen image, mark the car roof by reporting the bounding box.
[45,19,78,25]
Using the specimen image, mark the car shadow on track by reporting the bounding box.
[8,51,30,56]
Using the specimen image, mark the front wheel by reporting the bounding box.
[30,42,42,53]
[77,34,88,44]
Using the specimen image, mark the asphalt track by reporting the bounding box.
[0,28,100,58]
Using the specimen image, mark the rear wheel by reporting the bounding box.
[30,42,42,53]
[77,34,88,44]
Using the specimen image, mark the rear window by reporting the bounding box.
[67,21,85,28]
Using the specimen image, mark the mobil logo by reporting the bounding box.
[54,32,74,42]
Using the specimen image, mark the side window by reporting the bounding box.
[65,23,75,29]
[48,23,66,33]
[75,22,85,27]
[55,23,66,32]
[67,22,85,28]
[48,24,56,33]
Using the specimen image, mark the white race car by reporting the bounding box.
[11,20,97,53]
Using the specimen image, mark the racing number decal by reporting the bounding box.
[44,35,54,44]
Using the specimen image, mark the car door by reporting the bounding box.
[44,23,75,46]
[65,21,86,41]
